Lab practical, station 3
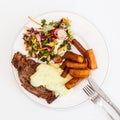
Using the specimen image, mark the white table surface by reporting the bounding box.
[0,0,120,120]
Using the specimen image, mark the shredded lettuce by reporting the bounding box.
[23,17,74,63]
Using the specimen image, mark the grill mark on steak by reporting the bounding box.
[11,52,57,104]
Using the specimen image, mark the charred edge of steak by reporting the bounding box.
[11,52,57,104]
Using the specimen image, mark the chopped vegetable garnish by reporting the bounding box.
[23,17,74,63]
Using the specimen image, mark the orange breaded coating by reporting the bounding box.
[66,61,87,69]
[86,49,97,69]
[65,78,82,89]
[60,67,69,78]
[60,59,69,70]
[63,51,84,63]
[69,69,90,78]
[72,39,87,56]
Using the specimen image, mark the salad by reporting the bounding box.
[23,17,74,63]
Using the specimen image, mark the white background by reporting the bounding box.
[0,0,120,120]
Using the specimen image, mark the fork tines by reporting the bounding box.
[83,84,95,97]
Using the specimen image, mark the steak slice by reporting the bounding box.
[11,52,56,104]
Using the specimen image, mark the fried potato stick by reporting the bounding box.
[66,61,87,69]
[86,49,97,69]
[60,59,69,70]
[69,69,90,78]
[65,78,82,89]
[72,39,87,56]
[61,67,69,78]
[63,51,84,63]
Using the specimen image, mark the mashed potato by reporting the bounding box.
[30,64,72,96]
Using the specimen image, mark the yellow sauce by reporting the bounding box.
[30,64,72,96]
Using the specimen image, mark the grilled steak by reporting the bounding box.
[11,52,56,104]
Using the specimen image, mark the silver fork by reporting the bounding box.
[83,85,100,103]
[83,85,115,120]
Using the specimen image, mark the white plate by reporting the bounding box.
[12,11,109,109]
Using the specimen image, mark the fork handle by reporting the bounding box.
[101,100,120,120]
[108,101,120,116]
[94,98,120,120]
